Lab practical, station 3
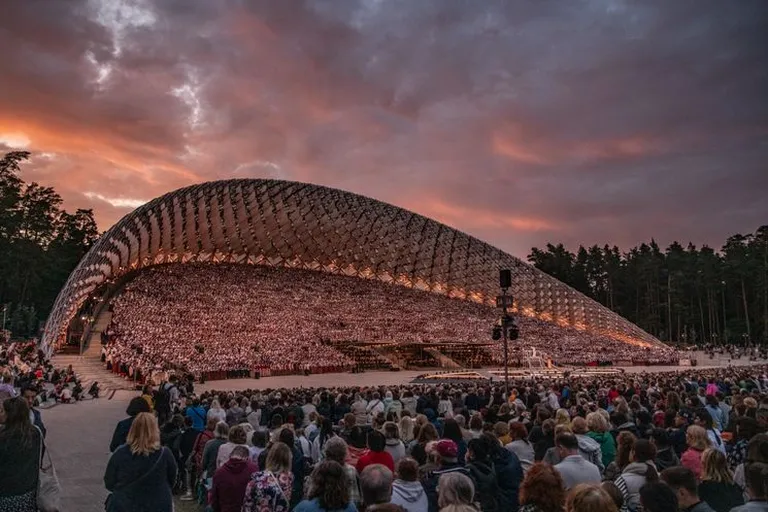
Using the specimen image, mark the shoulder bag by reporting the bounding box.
[36,426,61,512]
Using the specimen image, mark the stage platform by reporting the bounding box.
[194,353,766,391]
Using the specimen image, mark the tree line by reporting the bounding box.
[1,152,98,338]
[528,227,768,345]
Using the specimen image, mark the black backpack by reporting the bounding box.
[155,383,175,411]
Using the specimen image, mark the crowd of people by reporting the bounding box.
[0,340,97,406]
[101,263,680,380]
[2,363,750,512]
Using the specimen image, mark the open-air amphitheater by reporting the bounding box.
[44,179,685,390]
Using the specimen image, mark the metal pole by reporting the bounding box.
[502,289,509,397]
[721,283,727,343]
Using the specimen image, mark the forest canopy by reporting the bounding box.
[528,229,768,345]
[1,151,98,338]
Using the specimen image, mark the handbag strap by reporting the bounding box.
[115,448,166,492]
[34,425,48,469]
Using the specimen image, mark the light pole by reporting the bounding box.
[493,269,519,397]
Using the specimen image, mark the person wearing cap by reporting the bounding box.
[421,439,471,512]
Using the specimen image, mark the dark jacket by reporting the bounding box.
[423,463,472,512]
[655,447,680,472]
[0,427,42,498]
[31,408,46,438]
[110,417,135,452]
[491,445,523,512]
[290,445,307,508]
[210,458,258,512]
[466,461,499,512]
[178,428,200,463]
[698,481,745,512]
[534,434,554,461]
[104,446,178,512]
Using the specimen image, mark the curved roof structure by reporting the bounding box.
[43,179,663,349]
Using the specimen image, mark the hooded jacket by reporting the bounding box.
[385,438,407,465]
[576,434,605,473]
[390,479,428,512]
[616,461,656,512]
[492,445,523,511]
[210,458,258,512]
[467,461,499,512]
[654,447,680,472]
[586,430,616,469]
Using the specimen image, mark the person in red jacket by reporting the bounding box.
[210,445,258,512]
[356,430,395,473]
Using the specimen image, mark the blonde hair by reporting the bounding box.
[686,426,711,451]
[701,448,733,484]
[399,416,415,444]
[586,412,609,433]
[266,441,292,473]
[555,409,571,426]
[566,484,618,512]
[554,424,573,437]
[571,417,588,435]
[437,472,475,509]
[127,412,161,456]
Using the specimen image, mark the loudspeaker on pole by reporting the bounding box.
[499,269,512,289]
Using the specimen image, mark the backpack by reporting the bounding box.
[155,383,175,411]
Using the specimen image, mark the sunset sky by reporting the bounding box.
[1,1,766,258]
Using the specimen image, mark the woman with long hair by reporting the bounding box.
[322,437,361,508]
[506,421,535,473]
[614,439,659,512]
[518,462,565,512]
[0,397,43,512]
[410,422,438,466]
[681,425,711,479]
[604,431,636,481]
[294,460,356,512]
[312,417,337,463]
[698,448,745,512]
[242,442,294,512]
[104,412,178,512]
[399,415,415,446]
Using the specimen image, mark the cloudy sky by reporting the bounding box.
[1,0,766,257]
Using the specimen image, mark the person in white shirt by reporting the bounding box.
[366,392,385,423]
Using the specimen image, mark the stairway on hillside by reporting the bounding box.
[52,310,133,392]
[52,353,135,392]
[86,311,113,355]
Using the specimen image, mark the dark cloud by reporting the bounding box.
[1,0,766,258]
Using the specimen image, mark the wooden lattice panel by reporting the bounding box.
[42,180,663,350]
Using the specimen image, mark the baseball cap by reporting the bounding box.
[434,439,458,461]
